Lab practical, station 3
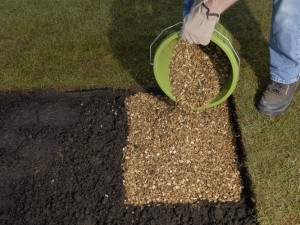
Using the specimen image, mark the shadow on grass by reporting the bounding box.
[221,1,271,103]
[108,1,270,104]
[108,0,182,88]
[227,96,258,217]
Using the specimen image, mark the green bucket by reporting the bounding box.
[151,23,240,110]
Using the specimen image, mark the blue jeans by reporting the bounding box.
[270,0,300,84]
[183,0,194,18]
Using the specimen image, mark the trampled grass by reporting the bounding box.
[1,0,299,224]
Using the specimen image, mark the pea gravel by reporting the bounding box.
[122,93,242,205]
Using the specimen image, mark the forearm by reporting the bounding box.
[205,0,238,14]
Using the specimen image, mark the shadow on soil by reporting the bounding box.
[0,89,258,225]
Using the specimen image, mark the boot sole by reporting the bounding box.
[257,101,291,116]
[258,106,287,116]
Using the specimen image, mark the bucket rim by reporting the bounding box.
[153,25,239,110]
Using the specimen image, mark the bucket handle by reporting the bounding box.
[150,22,183,66]
[149,22,240,70]
[213,28,240,70]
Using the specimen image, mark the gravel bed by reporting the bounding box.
[122,92,242,205]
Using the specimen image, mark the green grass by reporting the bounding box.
[1,0,300,224]
[0,0,181,90]
[222,2,300,224]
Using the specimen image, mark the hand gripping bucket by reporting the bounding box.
[150,23,240,110]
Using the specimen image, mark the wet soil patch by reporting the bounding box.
[0,88,257,225]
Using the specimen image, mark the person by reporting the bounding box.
[181,0,300,116]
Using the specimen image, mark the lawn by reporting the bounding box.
[1,0,299,224]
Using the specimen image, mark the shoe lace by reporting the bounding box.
[267,82,289,96]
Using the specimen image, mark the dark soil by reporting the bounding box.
[0,88,257,225]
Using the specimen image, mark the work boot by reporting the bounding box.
[257,80,299,116]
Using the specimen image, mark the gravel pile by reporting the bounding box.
[122,93,242,205]
[169,39,230,109]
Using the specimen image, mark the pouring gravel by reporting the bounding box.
[122,40,241,205]
[169,39,230,109]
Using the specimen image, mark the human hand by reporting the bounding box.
[180,1,219,45]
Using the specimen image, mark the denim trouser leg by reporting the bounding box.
[270,0,300,84]
[183,0,195,17]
